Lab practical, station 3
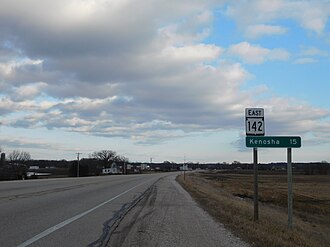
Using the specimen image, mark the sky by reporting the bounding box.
[0,0,330,163]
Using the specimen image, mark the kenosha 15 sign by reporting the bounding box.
[246,136,301,148]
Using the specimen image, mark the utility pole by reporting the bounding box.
[183,154,186,181]
[76,152,82,177]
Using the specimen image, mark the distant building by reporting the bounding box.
[102,162,119,175]
[180,164,189,171]
[29,166,40,170]
[140,164,150,170]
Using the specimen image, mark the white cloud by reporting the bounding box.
[294,58,318,64]
[299,47,329,57]
[228,42,269,64]
[162,44,222,63]
[226,0,330,35]
[0,136,58,150]
[245,24,287,39]
[226,0,283,24]
[196,10,214,24]
[268,48,291,61]
[0,58,43,78]
[157,22,211,47]
[289,1,330,35]
[0,0,328,155]
[263,98,330,135]
[293,46,328,64]
[12,82,47,101]
[228,42,290,64]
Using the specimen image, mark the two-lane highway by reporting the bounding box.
[1,172,249,247]
[0,173,167,247]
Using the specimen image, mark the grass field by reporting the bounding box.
[176,171,330,247]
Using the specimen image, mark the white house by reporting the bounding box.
[102,162,119,175]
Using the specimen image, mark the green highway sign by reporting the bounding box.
[246,136,301,148]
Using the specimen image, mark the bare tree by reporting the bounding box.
[90,150,129,168]
[115,155,129,165]
[8,150,31,163]
[90,150,117,167]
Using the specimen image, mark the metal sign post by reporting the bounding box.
[244,108,301,228]
[287,148,293,229]
[253,147,259,221]
[245,108,265,222]
[245,135,301,228]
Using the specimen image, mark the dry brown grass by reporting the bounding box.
[176,171,330,247]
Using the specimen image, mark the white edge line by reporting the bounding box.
[17,178,154,247]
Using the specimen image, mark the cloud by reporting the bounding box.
[294,58,318,64]
[293,46,329,64]
[162,44,222,63]
[300,47,329,57]
[228,42,290,64]
[0,136,58,151]
[292,45,330,64]
[245,24,287,39]
[263,99,330,135]
[226,0,330,35]
[5,61,251,139]
[289,1,330,35]
[11,82,47,101]
[0,0,329,151]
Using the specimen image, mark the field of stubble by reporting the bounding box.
[177,171,330,247]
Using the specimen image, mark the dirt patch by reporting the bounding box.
[176,171,330,247]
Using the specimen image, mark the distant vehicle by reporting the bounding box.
[26,171,51,178]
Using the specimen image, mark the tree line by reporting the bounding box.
[1,148,329,178]
[0,149,130,178]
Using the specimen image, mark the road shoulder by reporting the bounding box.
[107,174,249,247]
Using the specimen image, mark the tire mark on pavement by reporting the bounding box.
[107,174,250,247]
[88,178,161,247]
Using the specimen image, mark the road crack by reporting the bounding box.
[88,179,160,247]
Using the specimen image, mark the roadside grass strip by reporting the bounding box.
[176,172,330,247]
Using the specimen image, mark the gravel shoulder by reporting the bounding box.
[107,174,249,247]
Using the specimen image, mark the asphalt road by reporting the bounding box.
[0,173,165,247]
[0,173,248,247]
